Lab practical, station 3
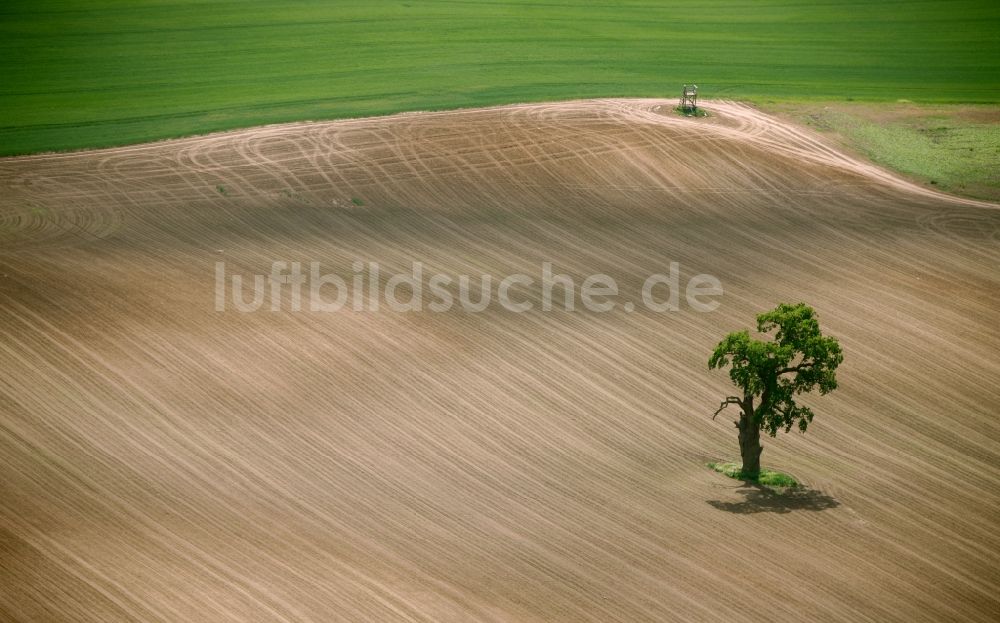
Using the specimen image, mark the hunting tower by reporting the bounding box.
[679,84,698,112]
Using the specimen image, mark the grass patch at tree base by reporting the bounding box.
[708,462,798,488]
[675,106,709,118]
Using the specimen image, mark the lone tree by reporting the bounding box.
[709,303,843,478]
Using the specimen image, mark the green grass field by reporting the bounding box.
[2,0,999,155]
[766,102,1000,201]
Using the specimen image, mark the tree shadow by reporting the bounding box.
[707,482,840,514]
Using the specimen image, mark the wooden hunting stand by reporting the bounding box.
[679,84,698,113]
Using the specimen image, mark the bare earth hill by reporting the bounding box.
[1,100,998,621]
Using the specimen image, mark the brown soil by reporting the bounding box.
[1,99,998,622]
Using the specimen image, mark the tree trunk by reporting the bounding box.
[738,413,762,479]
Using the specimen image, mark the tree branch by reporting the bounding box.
[713,397,742,419]
[777,361,815,375]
